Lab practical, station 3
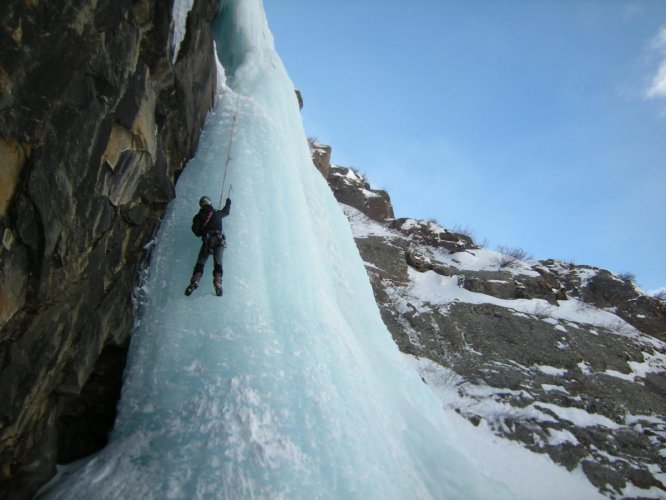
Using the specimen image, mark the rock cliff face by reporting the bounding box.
[312,141,666,498]
[0,0,218,497]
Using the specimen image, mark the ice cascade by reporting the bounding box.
[40,1,521,498]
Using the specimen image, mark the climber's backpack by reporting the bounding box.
[192,209,215,237]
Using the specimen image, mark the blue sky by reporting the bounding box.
[263,1,666,292]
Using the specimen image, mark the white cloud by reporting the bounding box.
[647,26,666,99]
[647,60,666,98]
[651,26,666,50]
[624,4,642,18]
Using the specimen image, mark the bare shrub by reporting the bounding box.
[654,290,666,301]
[494,245,531,268]
[560,258,576,269]
[422,365,467,391]
[618,271,636,284]
[347,166,367,183]
[575,300,596,314]
[605,319,635,336]
[307,136,319,149]
[452,224,474,238]
[531,301,554,320]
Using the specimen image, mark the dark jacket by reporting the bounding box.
[191,198,231,238]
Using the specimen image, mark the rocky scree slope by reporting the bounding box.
[311,141,666,498]
[0,0,218,497]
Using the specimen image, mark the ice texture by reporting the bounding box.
[171,0,195,63]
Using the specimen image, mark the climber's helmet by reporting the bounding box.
[199,196,212,208]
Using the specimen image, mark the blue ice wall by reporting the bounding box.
[40,1,517,498]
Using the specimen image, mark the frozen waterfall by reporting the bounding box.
[38,1,597,498]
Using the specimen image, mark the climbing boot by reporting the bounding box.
[185,272,202,296]
[213,273,223,297]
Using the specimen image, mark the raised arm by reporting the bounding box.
[220,197,232,217]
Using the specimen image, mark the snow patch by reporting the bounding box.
[578,362,592,375]
[541,384,570,394]
[531,403,620,429]
[433,248,540,277]
[403,268,662,351]
[361,188,382,198]
[603,370,635,382]
[342,204,399,239]
[629,350,666,379]
[536,365,567,376]
[547,428,580,446]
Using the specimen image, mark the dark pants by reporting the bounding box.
[193,240,224,277]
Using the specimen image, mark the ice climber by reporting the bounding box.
[185,195,232,297]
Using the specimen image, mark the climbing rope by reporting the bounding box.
[216,72,267,208]
[218,88,242,208]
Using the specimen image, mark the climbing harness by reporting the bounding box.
[205,230,226,254]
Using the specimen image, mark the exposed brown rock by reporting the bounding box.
[328,166,394,221]
[308,142,395,222]
[311,142,331,178]
[0,138,31,217]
